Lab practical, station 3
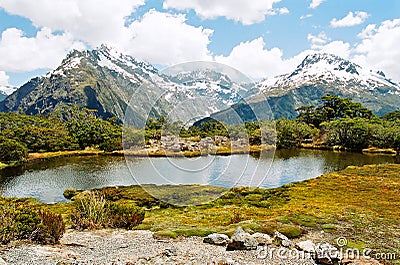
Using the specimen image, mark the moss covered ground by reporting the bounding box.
[6,163,400,264]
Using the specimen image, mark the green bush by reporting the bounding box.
[0,198,65,244]
[0,137,28,163]
[98,136,122,152]
[33,209,66,244]
[275,119,316,149]
[325,118,369,150]
[108,203,145,229]
[71,191,144,230]
[0,201,40,244]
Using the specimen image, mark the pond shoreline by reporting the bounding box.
[1,143,397,172]
[2,164,397,264]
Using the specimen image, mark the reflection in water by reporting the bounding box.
[0,150,399,203]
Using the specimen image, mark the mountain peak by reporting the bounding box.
[170,68,233,87]
[92,45,158,76]
[254,52,400,118]
[296,53,360,76]
[302,53,348,64]
[259,52,397,92]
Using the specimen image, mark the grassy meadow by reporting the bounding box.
[38,163,400,264]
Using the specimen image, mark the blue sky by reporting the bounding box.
[0,0,399,88]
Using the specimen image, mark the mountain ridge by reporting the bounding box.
[0,46,252,125]
[1,49,399,123]
[254,53,400,118]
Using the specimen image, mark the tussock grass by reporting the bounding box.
[44,164,400,264]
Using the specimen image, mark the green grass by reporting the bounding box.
[42,164,400,264]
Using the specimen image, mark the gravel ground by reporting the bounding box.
[0,229,318,265]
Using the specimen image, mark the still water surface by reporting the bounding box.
[0,149,398,203]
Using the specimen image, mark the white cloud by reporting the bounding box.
[330,11,369,28]
[214,37,307,80]
[0,27,85,72]
[353,19,400,81]
[300,14,313,20]
[126,10,213,65]
[357,24,377,39]
[0,0,145,47]
[307,32,351,59]
[278,7,289,15]
[210,19,400,83]
[308,32,329,46]
[309,0,325,9]
[314,41,351,59]
[0,71,10,86]
[163,0,283,25]
[0,71,16,94]
[0,4,214,69]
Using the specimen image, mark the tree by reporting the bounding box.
[296,94,375,127]
[61,107,122,150]
[275,119,317,149]
[382,110,400,121]
[324,118,370,150]
[0,137,28,162]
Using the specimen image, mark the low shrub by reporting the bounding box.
[154,230,178,239]
[0,201,40,244]
[108,203,145,229]
[70,191,145,230]
[0,198,65,244]
[278,225,303,239]
[33,209,66,244]
[229,209,244,224]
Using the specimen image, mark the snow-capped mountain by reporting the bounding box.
[0,45,251,125]
[253,53,400,118]
[2,49,399,123]
[258,53,399,96]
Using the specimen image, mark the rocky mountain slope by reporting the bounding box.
[256,53,400,118]
[1,50,399,123]
[0,46,251,126]
[210,53,400,122]
[0,45,158,121]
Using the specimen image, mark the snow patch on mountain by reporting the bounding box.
[0,85,16,95]
[48,51,83,77]
[257,53,400,95]
[95,45,157,78]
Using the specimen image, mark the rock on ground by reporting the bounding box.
[203,233,229,246]
[0,229,316,265]
[226,227,258,251]
[0,229,383,265]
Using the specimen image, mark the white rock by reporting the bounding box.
[251,233,273,245]
[296,240,316,253]
[203,233,229,246]
[227,227,258,251]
